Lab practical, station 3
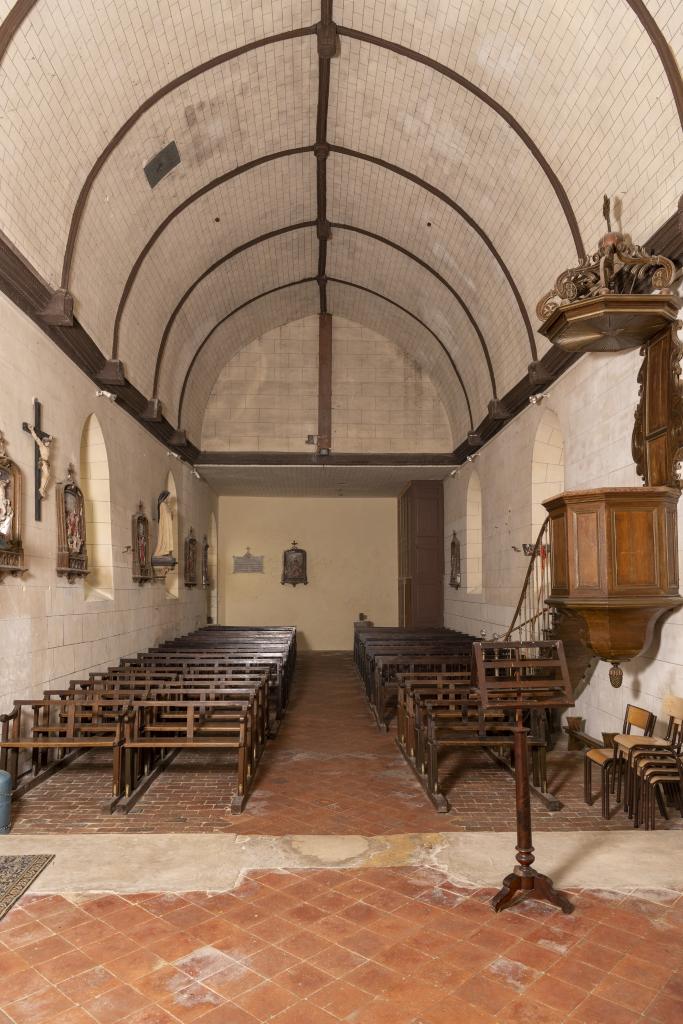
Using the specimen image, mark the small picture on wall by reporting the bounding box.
[281,541,307,587]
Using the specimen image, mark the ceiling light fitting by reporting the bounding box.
[529,393,550,405]
[95,389,116,402]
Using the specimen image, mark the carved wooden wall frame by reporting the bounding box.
[0,432,26,580]
[131,501,153,585]
[184,527,198,588]
[56,467,88,583]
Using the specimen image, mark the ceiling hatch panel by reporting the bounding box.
[71,36,317,355]
[0,2,317,287]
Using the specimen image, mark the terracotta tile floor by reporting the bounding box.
[1,868,682,1023]
[9,653,683,834]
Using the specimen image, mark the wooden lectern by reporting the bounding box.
[473,641,575,914]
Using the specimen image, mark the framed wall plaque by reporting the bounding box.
[56,465,88,583]
[281,541,308,587]
[132,501,153,584]
[233,548,264,574]
[184,527,198,588]
[0,431,26,580]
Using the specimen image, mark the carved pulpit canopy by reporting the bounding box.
[537,196,680,353]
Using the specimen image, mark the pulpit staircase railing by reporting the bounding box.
[502,516,594,717]
[504,517,554,643]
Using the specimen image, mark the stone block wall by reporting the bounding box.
[0,292,217,708]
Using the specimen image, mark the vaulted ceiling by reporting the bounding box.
[1,0,681,452]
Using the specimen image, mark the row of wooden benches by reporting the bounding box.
[354,625,478,730]
[355,626,562,813]
[0,626,296,814]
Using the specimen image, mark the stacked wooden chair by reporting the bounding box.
[583,704,656,819]
[583,696,683,828]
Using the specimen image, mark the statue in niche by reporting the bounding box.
[0,432,25,580]
[152,490,177,576]
[56,464,88,582]
[281,541,308,587]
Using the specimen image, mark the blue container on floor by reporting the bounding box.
[0,770,11,833]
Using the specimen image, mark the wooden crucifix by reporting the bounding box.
[22,399,54,521]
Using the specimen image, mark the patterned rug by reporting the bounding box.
[0,854,54,919]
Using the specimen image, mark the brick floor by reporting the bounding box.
[1,868,682,1023]
[8,653,683,834]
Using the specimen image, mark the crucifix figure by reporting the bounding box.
[22,399,53,519]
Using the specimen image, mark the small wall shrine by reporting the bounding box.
[131,501,153,584]
[151,490,177,578]
[184,527,198,588]
[56,464,88,583]
[281,541,308,587]
[0,432,26,580]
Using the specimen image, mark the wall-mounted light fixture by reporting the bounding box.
[95,389,116,402]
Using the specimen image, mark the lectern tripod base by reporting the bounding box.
[491,867,574,914]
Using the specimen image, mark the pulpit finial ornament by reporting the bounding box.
[536,195,678,351]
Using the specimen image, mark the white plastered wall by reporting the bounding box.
[444,343,683,739]
[0,291,218,708]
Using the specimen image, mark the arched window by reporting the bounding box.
[79,414,113,600]
[208,512,218,623]
[466,470,483,595]
[164,471,179,599]
[531,409,565,537]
